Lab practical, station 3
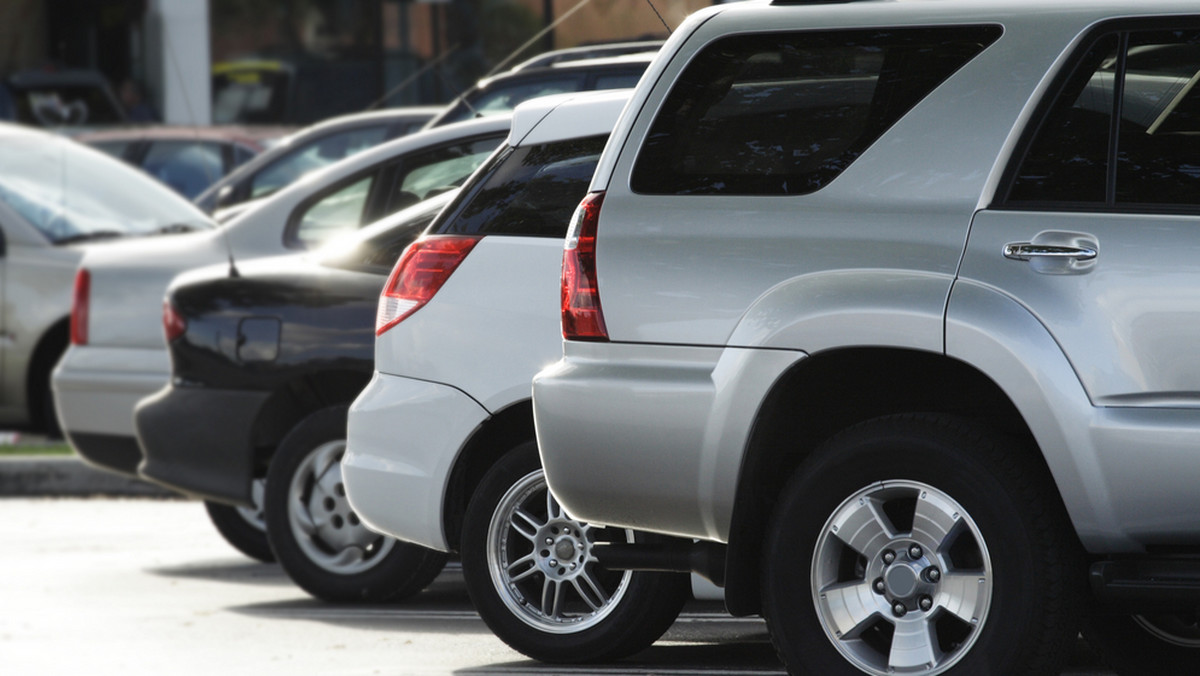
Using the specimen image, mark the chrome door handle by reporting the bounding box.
[1003,242,1097,261]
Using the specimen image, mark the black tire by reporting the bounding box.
[762,414,1083,676]
[264,406,447,603]
[1083,611,1200,675]
[204,498,275,563]
[461,441,690,663]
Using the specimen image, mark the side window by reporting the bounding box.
[1008,29,1200,208]
[231,144,257,169]
[380,137,503,214]
[435,135,608,238]
[592,71,644,90]
[292,174,374,248]
[88,140,132,159]
[141,141,225,199]
[632,26,1002,196]
[249,124,389,199]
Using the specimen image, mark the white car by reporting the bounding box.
[54,115,510,486]
[0,122,212,435]
[343,90,691,663]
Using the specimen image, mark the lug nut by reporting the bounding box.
[570,563,577,570]
[908,544,923,559]
[882,549,896,565]
[925,567,941,583]
[892,602,907,617]
[873,578,886,595]
[919,595,933,612]
[546,537,554,545]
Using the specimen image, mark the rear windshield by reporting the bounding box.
[631,25,1002,196]
[433,134,608,238]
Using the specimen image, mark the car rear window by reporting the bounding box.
[433,134,608,238]
[631,26,1001,196]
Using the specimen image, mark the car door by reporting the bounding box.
[961,21,1200,406]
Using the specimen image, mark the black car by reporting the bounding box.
[133,192,454,601]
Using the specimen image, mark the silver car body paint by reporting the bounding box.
[534,0,1200,554]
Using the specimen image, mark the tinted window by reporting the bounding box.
[142,141,226,199]
[593,72,643,89]
[1009,29,1200,208]
[632,26,1001,196]
[250,124,390,199]
[435,135,607,238]
[88,140,132,159]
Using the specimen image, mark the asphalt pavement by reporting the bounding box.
[0,451,176,497]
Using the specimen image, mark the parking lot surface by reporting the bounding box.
[1,497,1115,675]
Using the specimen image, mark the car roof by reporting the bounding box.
[508,89,633,147]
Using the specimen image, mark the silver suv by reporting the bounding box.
[532,1,1200,675]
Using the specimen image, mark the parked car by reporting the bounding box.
[506,40,663,71]
[0,69,126,126]
[532,2,1200,675]
[53,114,509,486]
[0,122,211,434]
[341,90,688,661]
[134,192,454,588]
[76,126,290,200]
[193,107,441,218]
[423,54,652,128]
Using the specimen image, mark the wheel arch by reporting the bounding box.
[28,316,69,431]
[248,369,372,474]
[722,346,1054,616]
[441,398,535,551]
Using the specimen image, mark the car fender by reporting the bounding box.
[726,269,950,353]
[946,279,1137,552]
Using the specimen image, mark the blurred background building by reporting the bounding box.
[0,0,710,126]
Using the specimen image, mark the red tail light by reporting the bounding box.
[376,236,480,336]
[562,191,608,341]
[70,269,90,345]
[163,299,187,342]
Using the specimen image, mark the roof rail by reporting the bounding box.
[771,0,875,6]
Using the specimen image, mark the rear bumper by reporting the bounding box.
[532,341,804,542]
[343,372,490,552]
[53,344,169,474]
[63,431,143,476]
[134,384,271,505]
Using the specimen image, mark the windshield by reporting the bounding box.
[0,135,212,243]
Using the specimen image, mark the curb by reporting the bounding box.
[0,455,179,498]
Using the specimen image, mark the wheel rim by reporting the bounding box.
[811,480,993,675]
[1133,613,1200,648]
[236,478,268,533]
[286,439,395,575]
[486,468,634,634]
